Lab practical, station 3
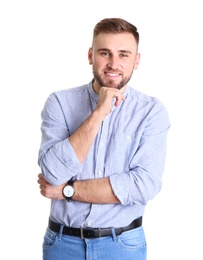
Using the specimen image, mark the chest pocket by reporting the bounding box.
[105,132,141,174]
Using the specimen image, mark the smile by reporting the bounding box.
[105,72,120,77]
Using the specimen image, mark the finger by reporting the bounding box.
[114,94,125,106]
[37,178,46,185]
[38,173,43,179]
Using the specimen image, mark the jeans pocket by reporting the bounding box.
[43,228,58,248]
[118,227,146,249]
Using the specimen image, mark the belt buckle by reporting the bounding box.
[80,227,101,239]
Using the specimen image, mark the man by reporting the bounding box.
[38,18,170,260]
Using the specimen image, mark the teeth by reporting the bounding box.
[107,73,119,77]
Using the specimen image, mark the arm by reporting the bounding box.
[38,87,125,202]
[38,173,120,204]
[69,87,125,163]
[38,87,170,206]
[38,87,125,184]
[38,108,169,206]
[38,84,125,203]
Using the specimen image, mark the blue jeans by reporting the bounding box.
[42,225,147,260]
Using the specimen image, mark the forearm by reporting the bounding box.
[69,109,105,163]
[68,87,125,164]
[73,178,120,204]
[39,109,105,184]
[38,174,120,204]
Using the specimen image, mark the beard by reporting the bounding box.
[92,68,133,90]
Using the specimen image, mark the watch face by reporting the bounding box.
[63,185,74,197]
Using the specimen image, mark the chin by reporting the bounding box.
[105,81,120,88]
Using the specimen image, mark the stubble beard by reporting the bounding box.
[93,69,133,90]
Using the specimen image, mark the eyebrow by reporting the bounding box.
[97,48,132,54]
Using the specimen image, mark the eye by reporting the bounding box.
[120,53,128,58]
[100,51,110,57]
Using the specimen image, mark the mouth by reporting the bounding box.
[104,71,121,78]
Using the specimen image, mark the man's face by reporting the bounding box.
[88,32,140,93]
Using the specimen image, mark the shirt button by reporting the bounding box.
[87,221,91,227]
[97,170,102,176]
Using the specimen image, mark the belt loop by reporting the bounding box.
[97,228,102,238]
[80,227,84,239]
[58,224,64,240]
[111,227,118,242]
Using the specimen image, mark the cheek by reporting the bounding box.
[92,60,105,71]
[124,63,135,75]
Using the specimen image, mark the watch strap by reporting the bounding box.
[67,180,74,186]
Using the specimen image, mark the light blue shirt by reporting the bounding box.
[38,80,170,228]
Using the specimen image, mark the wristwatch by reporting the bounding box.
[63,181,75,202]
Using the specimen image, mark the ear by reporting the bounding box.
[134,53,141,70]
[88,48,93,65]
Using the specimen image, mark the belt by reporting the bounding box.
[48,216,142,239]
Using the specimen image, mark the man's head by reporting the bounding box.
[88,18,140,93]
[92,18,139,46]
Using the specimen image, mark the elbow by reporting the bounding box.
[39,161,63,186]
[129,179,162,206]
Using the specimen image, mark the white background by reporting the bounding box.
[1,0,202,259]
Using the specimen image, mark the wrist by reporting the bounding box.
[63,181,75,202]
[93,108,108,121]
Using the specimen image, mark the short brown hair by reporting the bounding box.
[93,18,139,45]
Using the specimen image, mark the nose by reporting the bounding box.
[107,56,120,69]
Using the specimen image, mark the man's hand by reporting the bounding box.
[97,87,126,117]
[37,173,65,200]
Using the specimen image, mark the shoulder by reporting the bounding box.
[41,83,90,113]
[127,86,166,108]
[127,86,170,123]
[45,83,91,104]
[53,84,88,98]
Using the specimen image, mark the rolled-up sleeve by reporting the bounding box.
[110,102,170,206]
[38,93,83,185]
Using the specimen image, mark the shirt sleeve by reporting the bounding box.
[38,93,83,185]
[110,101,170,206]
